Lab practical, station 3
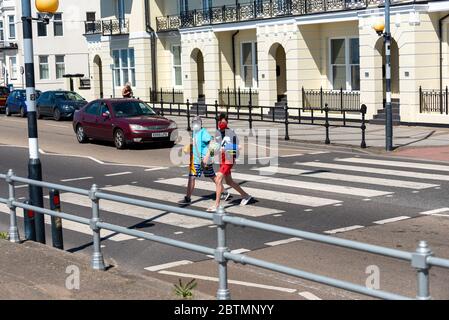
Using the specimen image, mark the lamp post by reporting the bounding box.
[373,1,393,151]
[21,0,59,244]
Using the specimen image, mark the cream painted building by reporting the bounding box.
[0,0,20,88]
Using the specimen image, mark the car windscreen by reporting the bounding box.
[17,90,41,99]
[112,101,157,118]
[54,92,85,101]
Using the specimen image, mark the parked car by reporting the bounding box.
[0,86,11,113]
[4,89,42,117]
[36,90,87,121]
[73,99,178,149]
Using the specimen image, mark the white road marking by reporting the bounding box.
[56,192,210,229]
[296,162,449,182]
[420,208,449,217]
[249,156,275,161]
[298,291,322,300]
[339,158,449,172]
[14,185,28,189]
[324,225,364,234]
[158,270,297,293]
[265,238,302,247]
[103,185,283,217]
[174,231,184,235]
[105,172,132,177]
[231,173,391,198]
[60,177,93,182]
[157,178,342,207]
[0,204,135,242]
[373,216,411,225]
[255,166,438,190]
[144,260,193,272]
[280,153,304,158]
[144,167,169,172]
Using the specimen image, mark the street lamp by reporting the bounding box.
[373,1,393,151]
[21,0,59,243]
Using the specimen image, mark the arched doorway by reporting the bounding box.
[269,43,287,102]
[93,55,104,99]
[190,49,205,102]
[375,38,400,100]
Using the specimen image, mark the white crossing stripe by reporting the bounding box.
[60,177,93,182]
[298,292,322,300]
[296,162,449,181]
[254,166,438,190]
[56,193,210,229]
[144,167,169,172]
[105,172,132,177]
[265,238,302,247]
[158,270,297,293]
[144,260,193,272]
[157,178,342,207]
[373,216,411,225]
[103,185,283,217]
[230,173,391,197]
[420,208,449,216]
[324,225,364,234]
[0,204,136,242]
[280,153,304,158]
[338,158,449,172]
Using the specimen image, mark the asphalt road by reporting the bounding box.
[0,113,449,299]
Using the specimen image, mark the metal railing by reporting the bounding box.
[101,19,129,36]
[2,169,449,300]
[218,88,259,107]
[419,86,449,114]
[303,87,361,112]
[156,0,420,32]
[149,99,368,148]
[150,88,185,104]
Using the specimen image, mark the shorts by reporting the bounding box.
[219,163,234,176]
[189,163,216,178]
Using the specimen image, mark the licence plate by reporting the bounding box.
[152,132,169,138]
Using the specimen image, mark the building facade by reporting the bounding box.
[0,0,20,88]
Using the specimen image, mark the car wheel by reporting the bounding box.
[76,125,88,144]
[114,129,127,149]
[53,108,61,121]
[20,107,26,118]
[37,107,43,119]
[5,105,11,117]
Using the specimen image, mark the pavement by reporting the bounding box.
[0,239,213,300]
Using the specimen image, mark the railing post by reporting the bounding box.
[160,98,164,117]
[6,169,20,243]
[412,241,433,300]
[215,100,219,129]
[214,206,231,300]
[172,88,175,104]
[446,86,448,115]
[419,86,422,113]
[324,104,330,145]
[238,87,241,107]
[49,189,64,250]
[160,88,163,102]
[248,102,253,134]
[284,103,290,141]
[320,86,323,112]
[360,104,367,149]
[186,99,191,131]
[340,87,344,114]
[89,184,106,271]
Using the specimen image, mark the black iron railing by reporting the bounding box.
[84,21,102,35]
[150,88,184,103]
[219,88,259,107]
[303,87,360,112]
[419,86,449,114]
[156,0,417,32]
[84,19,129,36]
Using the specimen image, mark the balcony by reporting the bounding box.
[156,0,419,32]
[0,41,18,51]
[84,19,129,36]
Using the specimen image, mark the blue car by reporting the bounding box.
[5,89,42,117]
[36,90,87,121]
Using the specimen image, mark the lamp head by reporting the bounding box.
[35,0,59,14]
[373,20,385,36]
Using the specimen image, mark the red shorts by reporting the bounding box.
[219,163,234,176]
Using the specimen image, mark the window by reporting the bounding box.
[330,37,360,91]
[112,48,135,87]
[37,14,48,37]
[86,12,96,21]
[172,45,182,87]
[85,101,100,115]
[9,57,17,80]
[39,56,49,80]
[202,0,212,11]
[179,0,189,13]
[55,55,65,79]
[53,13,63,36]
[8,16,15,39]
[241,42,258,88]
[0,21,4,41]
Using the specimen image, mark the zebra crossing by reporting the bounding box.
[1,155,449,245]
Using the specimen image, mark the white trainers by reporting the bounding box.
[206,206,217,212]
[240,195,253,206]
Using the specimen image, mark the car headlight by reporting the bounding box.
[62,105,73,110]
[168,122,177,129]
[130,124,146,131]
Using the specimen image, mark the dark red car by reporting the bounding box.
[0,86,11,112]
[73,99,178,149]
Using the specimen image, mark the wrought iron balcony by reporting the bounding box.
[84,19,129,36]
[156,0,419,32]
[0,41,18,50]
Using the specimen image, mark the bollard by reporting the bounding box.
[360,104,367,149]
[23,200,36,241]
[284,103,290,141]
[215,100,219,130]
[186,99,191,131]
[214,206,231,300]
[89,184,106,271]
[6,169,20,243]
[324,104,330,145]
[412,241,433,300]
[49,189,64,250]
